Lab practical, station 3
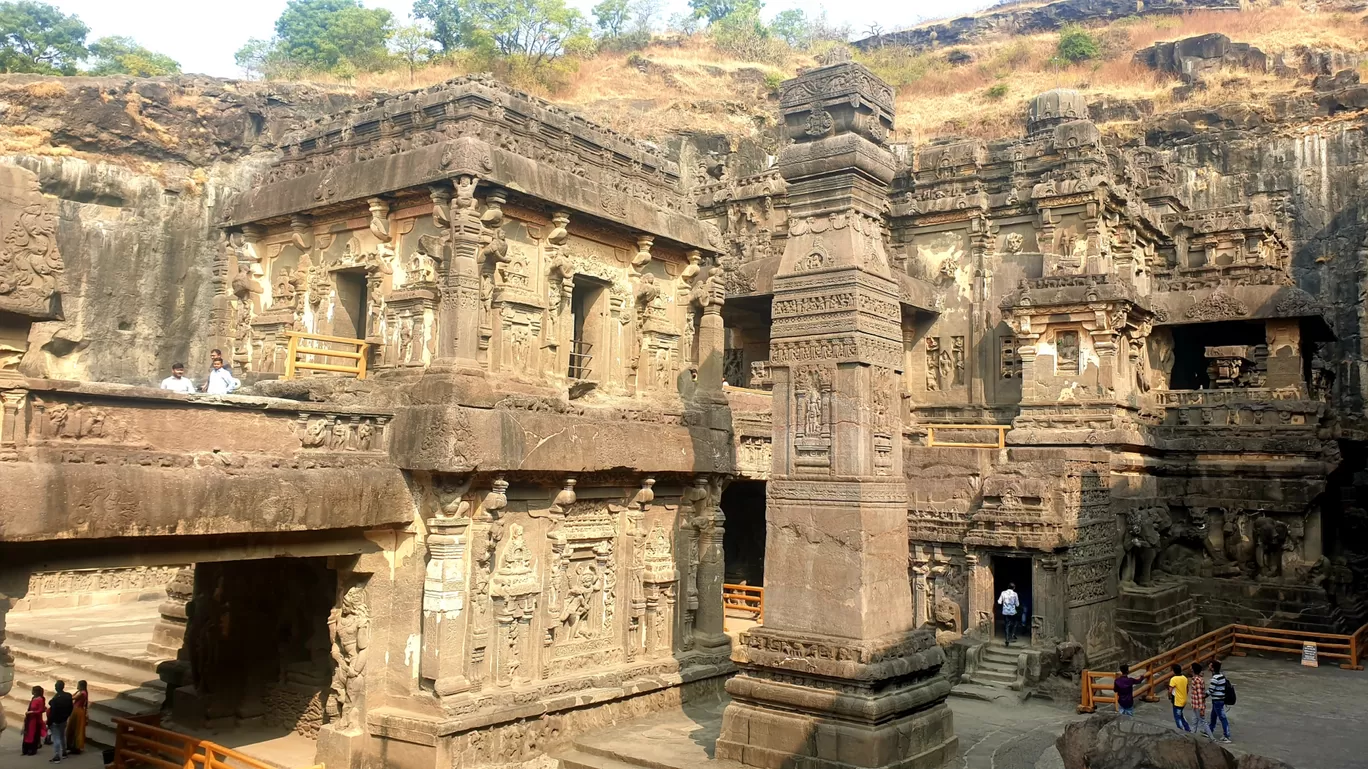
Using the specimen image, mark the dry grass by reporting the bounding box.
[881,5,1368,141]
[0,125,73,156]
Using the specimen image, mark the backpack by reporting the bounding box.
[1224,678,1236,706]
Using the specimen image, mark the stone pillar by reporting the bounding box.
[422,514,472,696]
[696,269,727,393]
[717,51,957,769]
[686,475,731,652]
[147,566,194,659]
[436,177,484,365]
[0,387,27,448]
[966,552,994,639]
[0,567,30,739]
[1265,318,1302,389]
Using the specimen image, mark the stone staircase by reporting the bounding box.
[2,631,166,750]
[952,640,1027,702]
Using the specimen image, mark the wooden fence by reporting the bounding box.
[1078,621,1368,713]
[723,583,764,623]
[924,424,1010,449]
[284,330,369,380]
[112,716,324,769]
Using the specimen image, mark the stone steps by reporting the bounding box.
[2,636,166,750]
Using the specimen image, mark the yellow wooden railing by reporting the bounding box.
[113,716,324,769]
[283,330,369,380]
[925,424,1010,449]
[1078,621,1368,713]
[724,583,764,623]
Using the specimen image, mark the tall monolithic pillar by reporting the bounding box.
[716,50,958,769]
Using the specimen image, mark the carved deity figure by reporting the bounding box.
[803,389,822,436]
[328,585,370,731]
[1253,515,1289,580]
[273,268,297,309]
[560,563,600,641]
[1223,511,1256,576]
[1120,506,1164,587]
[932,597,961,645]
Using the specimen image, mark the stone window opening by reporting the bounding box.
[569,277,607,381]
[1169,320,1268,390]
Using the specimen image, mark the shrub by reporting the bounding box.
[1056,25,1100,64]
[984,82,1009,100]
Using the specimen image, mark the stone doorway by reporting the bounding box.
[174,558,338,741]
[332,269,368,340]
[991,554,1032,642]
[721,480,765,588]
[570,277,608,381]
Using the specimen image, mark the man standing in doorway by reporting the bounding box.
[997,582,1020,646]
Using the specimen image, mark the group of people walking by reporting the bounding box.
[1112,659,1235,742]
[21,681,88,762]
[159,348,240,395]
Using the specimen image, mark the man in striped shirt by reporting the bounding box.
[1207,660,1232,743]
[1189,662,1209,736]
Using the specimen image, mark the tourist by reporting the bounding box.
[1207,660,1233,743]
[205,358,241,395]
[46,680,72,763]
[996,582,1021,646]
[1113,664,1144,716]
[64,681,88,755]
[160,362,197,394]
[21,686,45,756]
[1189,662,1209,737]
[210,348,231,372]
[1167,663,1191,732]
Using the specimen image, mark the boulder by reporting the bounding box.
[1057,714,1292,769]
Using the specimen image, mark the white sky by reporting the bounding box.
[50,0,996,78]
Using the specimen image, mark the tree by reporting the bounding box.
[459,0,590,65]
[688,0,757,25]
[709,0,770,59]
[274,0,394,72]
[412,0,462,53]
[770,8,808,49]
[593,0,631,39]
[1056,25,1099,64]
[0,1,88,75]
[234,38,274,79]
[390,24,435,82]
[86,36,180,76]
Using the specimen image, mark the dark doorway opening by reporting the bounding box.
[991,553,1032,642]
[333,270,368,340]
[569,278,606,380]
[721,481,766,587]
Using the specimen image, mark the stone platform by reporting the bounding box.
[1116,582,1202,659]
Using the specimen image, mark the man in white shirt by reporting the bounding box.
[160,363,197,394]
[205,359,241,395]
[997,582,1021,646]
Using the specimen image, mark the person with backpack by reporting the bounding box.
[1167,663,1191,732]
[1207,659,1233,743]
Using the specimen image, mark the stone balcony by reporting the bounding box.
[0,378,410,544]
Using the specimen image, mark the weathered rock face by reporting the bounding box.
[1057,713,1295,769]
[0,76,384,385]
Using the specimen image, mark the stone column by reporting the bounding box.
[695,268,727,393]
[0,387,27,448]
[436,177,484,365]
[422,514,472,696]
[966,552,994,639]
[686,475,731,653]
[0,567,30,739]
[147,566,194,659]
[717,51,957,769]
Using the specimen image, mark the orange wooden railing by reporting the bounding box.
[1078,622,1368,713]
[284,330,369,380]
[925,424,1010,449]
[112,717,324,769]
[723,583,764,623]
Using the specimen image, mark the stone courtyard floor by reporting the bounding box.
[563,654,1365,769]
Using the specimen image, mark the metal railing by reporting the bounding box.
[569,339,594,380]
[113,716,324,769]
[284,330,369,380]
[723,583,764,623]
[1078,621,1368,713]
[925,424,1011,449]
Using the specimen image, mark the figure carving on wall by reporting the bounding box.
[932,597,961,645]
[937,348,955,390]
[1002,232,1024,255]
[925,337,941,391]
[1120,506,1164,586]
[1252,515,1289,580]
[328,584,370,732]
[560,563,600,641]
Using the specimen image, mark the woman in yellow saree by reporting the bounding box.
[64,680,88,755]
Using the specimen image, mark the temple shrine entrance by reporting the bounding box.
[991,553,1033,642]
[332,270,369,340]
[721,480,766,630]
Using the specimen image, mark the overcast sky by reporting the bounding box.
[49,0,997,78]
